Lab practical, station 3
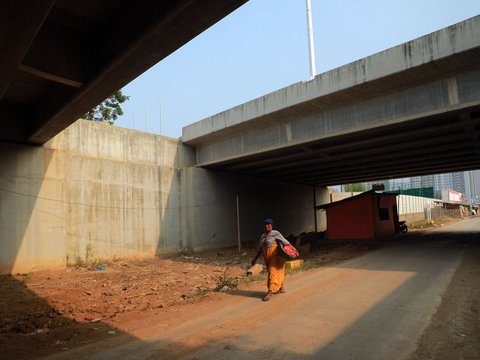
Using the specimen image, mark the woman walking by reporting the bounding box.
[251,218,291,301]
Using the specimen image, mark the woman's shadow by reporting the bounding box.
[227,289,265,299]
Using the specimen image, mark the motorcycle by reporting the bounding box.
[399,221,408,233]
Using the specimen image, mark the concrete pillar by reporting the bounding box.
[315,187,330,232]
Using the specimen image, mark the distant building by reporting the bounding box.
[343,170,480,203]
[451,172,466,194]
[465,170,480,204]
[434,173,451,191]
[410,175,433,189]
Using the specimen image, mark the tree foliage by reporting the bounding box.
[343,183,367,192]
[83,90,130,124]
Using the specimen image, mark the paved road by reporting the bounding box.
[45,217,479,360]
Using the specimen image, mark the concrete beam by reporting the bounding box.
[190,68,480,165]
[0,0,55,101]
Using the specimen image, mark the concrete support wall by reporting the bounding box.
[0,143,66,273]
[314,187,330,231]
[182,167,315,251]
[0,120,316,274]
[0,121,188,273]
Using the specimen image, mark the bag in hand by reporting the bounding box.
[276,240,299,260]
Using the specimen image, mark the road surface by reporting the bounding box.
[43,217,480,360]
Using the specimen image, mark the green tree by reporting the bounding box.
[343,183,367,192]
[84,90,130,124]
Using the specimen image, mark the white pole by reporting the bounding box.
[306,0,317,80]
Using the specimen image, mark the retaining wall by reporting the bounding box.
[0,120,317,274]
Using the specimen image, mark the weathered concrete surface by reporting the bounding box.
[0,120,319,274]
[181,167,317,251]
[0,143,67,273]
[0,120,187,273]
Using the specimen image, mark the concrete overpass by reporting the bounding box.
[183,15,480,186]
[0,0,247,145]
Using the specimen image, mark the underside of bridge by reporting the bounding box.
[0,0,247,145]
[202,105,480,186]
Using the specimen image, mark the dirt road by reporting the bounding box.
[36,217,479,360]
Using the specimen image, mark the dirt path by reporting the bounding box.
[156,240,464,360]
[0,239,369,360]
[1,217,478,359]
[409,217,480,360]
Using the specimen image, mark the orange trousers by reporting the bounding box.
[263,244,286,292]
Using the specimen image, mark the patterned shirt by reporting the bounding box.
[259,230,289,249]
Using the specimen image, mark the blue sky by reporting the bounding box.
[115,0,480,139]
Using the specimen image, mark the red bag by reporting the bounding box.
[276,240,299,260]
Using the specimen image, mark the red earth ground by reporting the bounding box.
[0,217,478,359]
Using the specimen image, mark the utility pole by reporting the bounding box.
[306,0,317,80]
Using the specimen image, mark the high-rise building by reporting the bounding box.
[399,172,466,193]
[410,175,433,189]
[434,173,454,192]
[345,170,480,203]
[369,170,478,197]
[465,170,480,204]
[451,172,466,194]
